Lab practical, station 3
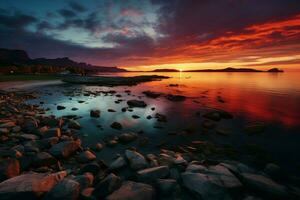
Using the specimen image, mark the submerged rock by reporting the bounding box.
[142,91,162,98]
[90,110,100,118]
[127,100,147,108]
[57,105,66,110]
[107,181,155,200]
[111,122,123,130]
[166,94,186,102]
[118,132,137,144]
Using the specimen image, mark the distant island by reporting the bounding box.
[143,67,284,73]
[0,48,127,74]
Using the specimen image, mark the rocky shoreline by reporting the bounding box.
[0,90,299,200]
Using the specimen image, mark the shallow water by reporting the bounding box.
[25,72,300,175]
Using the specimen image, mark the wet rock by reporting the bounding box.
[22,118,38,132]
[182,172,231,200]
[146,115,152,120]
[77,150,96,163]
[118,132,138,144]
[0,171,67,200]
[68,119,81,129]
[132,115,140,119]
[80,187,94,200]
[49,140,81,158]
[241,173,288,197]
[106,139,118,147]
[142,91,161,98]
[108,109,116,112]
[43,179,80,200]
[43,128,61,138]
[91,143,103,152]
[107,181,155,200]
[90,110,100,118]
[125,150,148,170]
[71,108,78,111]
[155,113,167,122]
[127,100,147,108]
[186,162,207,173]
[109,156,127,170]
[92,173,122,198]
[73,173,94,190]
[166,94,186,102]
[0,159,20,181]
[110,122,122,130]
[20,134,39,141]
[0,121,16,128]
[57,105,66,110]
[156,179,178,195]
[264,163,281,177]
[79,162,100,176]
[137,166,169,182]
[34,152,57,167]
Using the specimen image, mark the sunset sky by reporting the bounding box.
[1,0,300,71]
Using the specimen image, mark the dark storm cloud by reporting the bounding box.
[69,1,87,12]
[0,12,37,29]
[58,9,76,18]
[153,0,300,43]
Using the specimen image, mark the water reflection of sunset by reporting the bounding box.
[106,72,300,127]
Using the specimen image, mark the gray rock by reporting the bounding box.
[77,151,96,163]
[43,179,80,200]
[109,156,127,170]
[107,181,155,200]
[72,173,94,190]
[125,150,148,170]
[49,140,81,158]
[156,179,177,195]
[241,173,288,198]
[34,152,57,167]
[92,173,122,198]
[137,166,169,182]
[181,172,231,200]
[0,171,67,200]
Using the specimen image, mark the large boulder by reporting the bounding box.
[125,150,147,170]
[0,171,67,200]
[107,181,155,200]
[49,140,81,158]
[181,172,231,200]
[92,173,122,198]
[241,173,288,198]
[43,179,80,200]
